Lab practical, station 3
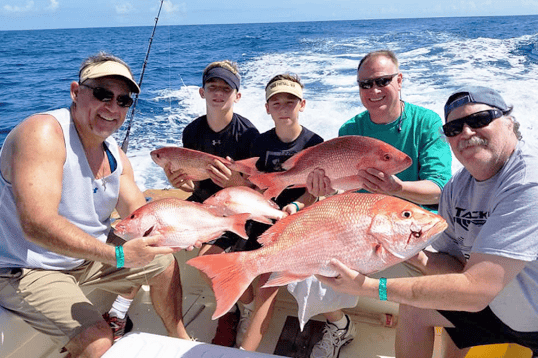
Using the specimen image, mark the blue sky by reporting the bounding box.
[1,0,537,31]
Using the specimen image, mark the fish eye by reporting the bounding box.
[130,214,135,219]
[402,211,412,218]
[383,153,392,161]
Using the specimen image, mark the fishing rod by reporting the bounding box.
[121,0,164,153]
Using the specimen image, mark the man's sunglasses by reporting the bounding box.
[357,73,399,90]
[80,84,133,108]
[442,109,503,137]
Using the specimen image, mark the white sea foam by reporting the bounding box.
[129,32,538,190]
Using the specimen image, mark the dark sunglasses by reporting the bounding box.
[358,73,399,90]
[442,109,503,137]
[80,84,133,108]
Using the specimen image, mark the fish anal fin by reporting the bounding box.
[262,272,311,287]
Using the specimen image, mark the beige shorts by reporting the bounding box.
[0,254,174,347]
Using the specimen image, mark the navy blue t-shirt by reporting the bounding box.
[182,113,259,202]
[251,126,323,207]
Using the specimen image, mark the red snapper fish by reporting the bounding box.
[187,193,447,319]
[203,186,286,225]
[114,198,250,249]
[247,136,412,199]
[150,146,260,179]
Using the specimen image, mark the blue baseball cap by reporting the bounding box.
[202,67,240,91]
[444,86,511,120]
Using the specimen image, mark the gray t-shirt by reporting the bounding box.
[433,140,538,332]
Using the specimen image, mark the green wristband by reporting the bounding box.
[291,202,300,212]
[379,277,387,301]
[115,245,125,269]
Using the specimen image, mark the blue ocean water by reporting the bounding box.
[1,15,538,189]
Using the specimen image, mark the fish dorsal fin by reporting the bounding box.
[280,150,308,171]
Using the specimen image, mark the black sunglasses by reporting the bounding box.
[80,84,133,108]
[358,73,399,90]
[442,109,503,137]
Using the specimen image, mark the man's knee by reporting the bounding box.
[65,320,113,358]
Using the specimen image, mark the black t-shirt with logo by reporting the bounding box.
[182,113,259,202]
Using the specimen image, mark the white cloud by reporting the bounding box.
[3,1,35,12]
[162,0,183,14]
[46,0,59,10]
[116,2,135,14]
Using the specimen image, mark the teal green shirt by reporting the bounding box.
[339,102,452,195]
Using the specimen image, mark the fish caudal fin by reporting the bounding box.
[227,213,250,239]
[248,172,287,199]
[230,157,261,177]
[187,253,255,319]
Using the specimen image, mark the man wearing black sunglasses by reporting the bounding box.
[0,52,192,357]
[304,50,452,358]
[317,86,538,357]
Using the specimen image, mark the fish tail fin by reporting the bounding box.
[187,252,255,319]
[248,172,278,190]
[230,157,261,176]
[248,173,287,199]
[228,213,250,239]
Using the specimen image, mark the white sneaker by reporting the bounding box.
[310,314,357,358]
[235,304,254,347]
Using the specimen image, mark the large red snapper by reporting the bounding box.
[203,186,285,225]
[247,136,412,199]
[114,198,250,249]
[150,146,260,180]
[187,193,447,319]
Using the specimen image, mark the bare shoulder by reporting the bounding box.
[1,114,65,182]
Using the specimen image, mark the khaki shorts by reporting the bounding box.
[0,254,173,347]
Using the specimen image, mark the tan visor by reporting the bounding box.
[79,61,140,93]
[265,80,303,101]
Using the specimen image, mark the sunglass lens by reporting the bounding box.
[92,87,114,102]
[359,80,373,90]
[91,87,132,107]
[443,122,462,137]
[117,95,134,108]
[376,77,393,87]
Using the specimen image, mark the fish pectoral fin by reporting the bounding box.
[262,272,311,287]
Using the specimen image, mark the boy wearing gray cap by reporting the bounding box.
[316,86,538,356]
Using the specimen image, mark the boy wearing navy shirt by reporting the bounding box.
[237,73,323,351]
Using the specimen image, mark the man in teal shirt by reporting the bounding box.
[305,50,452,358]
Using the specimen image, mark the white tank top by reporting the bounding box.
[0,108,122,269]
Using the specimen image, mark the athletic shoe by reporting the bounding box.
[310,314,357,358]
[102,312,133,342]
[235,304,254,348]
[211,304,240,347]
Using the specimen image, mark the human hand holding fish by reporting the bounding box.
[207,158,250,189]
[356,168,403,196]
[164,163,195,192]
[121,235,181,268]
[306,168,338,197]
[315,258,375,297]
